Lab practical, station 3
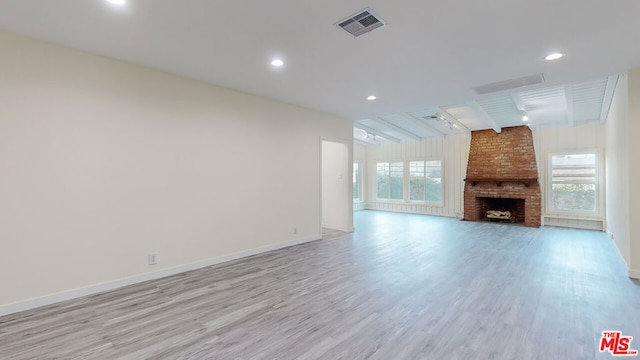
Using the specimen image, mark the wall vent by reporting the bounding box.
[336,8,387,38]
[472,74,545,95]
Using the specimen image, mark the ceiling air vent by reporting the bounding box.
[472,74,545,95]
[336,8,387,38]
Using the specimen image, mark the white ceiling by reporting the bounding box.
[1,1,639,143]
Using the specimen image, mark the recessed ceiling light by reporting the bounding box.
[271,59,284,67]
[545,53,564,61]
[105,0,126,6]
[367,95,377,101]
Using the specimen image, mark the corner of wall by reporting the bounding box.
[603,71,631,269]
[627,68,640,273]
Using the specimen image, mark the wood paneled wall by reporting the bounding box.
[360,123,606,230]
[533,123,606,230]
[364,135,470,218]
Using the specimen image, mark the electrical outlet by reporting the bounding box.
[292,227,297,234]
[148,253,157,265]
[610,233,614,240]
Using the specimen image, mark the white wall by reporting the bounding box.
[605,73,630,267]
[353,143,367,211]
[0,31,352,312]
[605,68,640,279]
[628,68,640,277]
[321,140,351,231]
[533,123,607,230]
[364,135,470,217]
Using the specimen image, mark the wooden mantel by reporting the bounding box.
[464,178,538,187]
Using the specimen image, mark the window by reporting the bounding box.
[353,163,360,200]
[377,162,403,200]
[550,153,597,212]
[409,160,443,203]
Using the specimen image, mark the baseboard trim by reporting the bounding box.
[629,269,640,280]
[363,207,458,219]
[322,224,352,232]
[0,235,320,317]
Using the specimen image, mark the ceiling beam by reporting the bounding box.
[353,123,402,143]
[511,93,541,129]
[510,93,525,112]
[468,101,502,133]
[437,108,471,137]
[510,93,530,126]
[371,117,423,141]
[401,113,444,138]
[353,138,370,146]
[600,74,620,123]
[564,86,575,126]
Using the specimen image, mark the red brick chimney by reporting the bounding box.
[464,126,541,227]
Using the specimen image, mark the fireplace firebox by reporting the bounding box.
[476,197,525,224]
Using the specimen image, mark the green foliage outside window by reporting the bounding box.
[409,160,442,203]
[377,162,403,200]
[551,184,595,211]
[551,153,597,212]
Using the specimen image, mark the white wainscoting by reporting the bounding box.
[542,216,605,231]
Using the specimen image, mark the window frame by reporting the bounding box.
[375,161,404,201]
[353,162,361,201]
[547,149,602,216]
[374,158,444,206]
[408,159,444,206]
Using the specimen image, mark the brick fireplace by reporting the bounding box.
[464,126,541,227]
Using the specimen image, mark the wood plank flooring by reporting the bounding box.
[1,210,639,359]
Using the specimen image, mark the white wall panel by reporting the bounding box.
[533,123,606,230]
[603,68,640,278]
[322,140,350,231]
[353,143,367,211]
[627,68,640,276]
[605,73,630,267]
[0,31,352,310]
[364,136,470,218]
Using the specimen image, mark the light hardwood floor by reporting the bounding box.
[1,211,639,359]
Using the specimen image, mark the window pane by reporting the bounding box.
[550,153,597,212]
[389,162,403,200]
[552,154,595,183]
[552,183,596,211]
[410,160,442,203]
[353,163,360,200]
[376,163,390,199]
[425,160,442,202]
[409,161,425,201]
